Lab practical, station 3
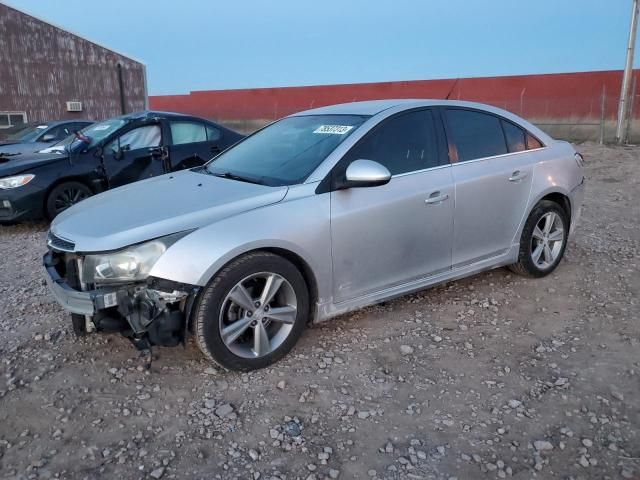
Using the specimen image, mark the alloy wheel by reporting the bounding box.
[218,272,297,358]
[54,187,90,213]
[530,212,565,269]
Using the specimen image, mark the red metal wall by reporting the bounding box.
[150,70,638,122]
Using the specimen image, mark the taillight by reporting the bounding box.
[574,152,585,168]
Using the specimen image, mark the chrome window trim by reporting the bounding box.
[452,146,547,166]
[390,146,547,178]
[391,163,451,179]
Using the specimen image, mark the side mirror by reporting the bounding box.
[41,133,56,142]
[112,144,130,160]
[342,159,391,189]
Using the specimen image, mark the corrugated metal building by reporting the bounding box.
[0,2,147,127]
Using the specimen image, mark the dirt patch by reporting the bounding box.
[0,142,638,479]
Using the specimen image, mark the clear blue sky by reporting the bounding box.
[5,0,637,95]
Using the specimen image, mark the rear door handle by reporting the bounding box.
[509,170,528,182]
[425,191,449,205]
[210,145,222,154]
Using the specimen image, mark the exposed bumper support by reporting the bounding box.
[43,253,117,315]
[43,252,199,347]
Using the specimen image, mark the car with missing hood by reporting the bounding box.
[0,111,243,222]
[43,100,585,371]
[0,120,94,157]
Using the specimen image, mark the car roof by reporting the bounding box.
[290,99,553,144]
[291,99,425,116]
[30,120,93,128]
[116,110,193,121]
[290,99,528,117]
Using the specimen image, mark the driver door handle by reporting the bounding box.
[148,146,164,157]
[509,170,528,182]
[425,191,449,205]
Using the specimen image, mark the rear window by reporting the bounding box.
[445,109,507,162]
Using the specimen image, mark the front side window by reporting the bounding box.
[105,125,161,155]
[446,109,507,162]
[170,121,207,145]
[205,114,367,186]
[344,109,439,175]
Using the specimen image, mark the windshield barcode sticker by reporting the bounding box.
[313,125,354,135]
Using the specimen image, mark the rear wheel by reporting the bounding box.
[46,181,92,219]
[509,200,569,277]
[195,252,309,371]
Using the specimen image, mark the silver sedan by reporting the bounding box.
[43,100,585,370]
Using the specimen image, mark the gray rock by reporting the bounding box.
[533,440,553,451]
[150,467,165,479]
[215,403,234,418]
[283,421,301,437]
[400,345,414,355]
[248,448,259,461]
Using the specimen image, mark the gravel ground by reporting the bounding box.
[0,142,638,480]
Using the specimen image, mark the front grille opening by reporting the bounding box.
[48,232,75,252]
[50,251,82,290]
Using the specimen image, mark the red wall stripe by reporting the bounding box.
[150,70,638,121]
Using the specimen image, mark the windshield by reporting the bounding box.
[38,118,127,154]
[67,118,127,150]
[3,123,48,142]
[205,115,368,186]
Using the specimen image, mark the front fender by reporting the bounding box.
[148,183,332,301]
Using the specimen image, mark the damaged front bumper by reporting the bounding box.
[43,251,199,348]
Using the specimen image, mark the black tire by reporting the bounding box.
[194,251,309,371]
[509,200,569,278]
[45,181,92,220]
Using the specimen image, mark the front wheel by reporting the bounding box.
[194,252,309,371]
[45,181,92,220]
[509,200,569,278]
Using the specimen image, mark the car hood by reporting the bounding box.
[0,151,68,176]
[0,141,51,157]
[51,169,289,252]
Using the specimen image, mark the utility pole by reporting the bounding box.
[616,0,639,144]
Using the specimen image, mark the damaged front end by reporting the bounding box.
[43,232,199,351]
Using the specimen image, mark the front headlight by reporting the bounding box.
[81,231,191,285]
[0,174,35,189]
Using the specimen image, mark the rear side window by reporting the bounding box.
[345,109,439,175]
[445,109,507,162]
[170,122,207,145]
[206,125,221,142]
[526,133,543,149]
[501,120,526,153]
